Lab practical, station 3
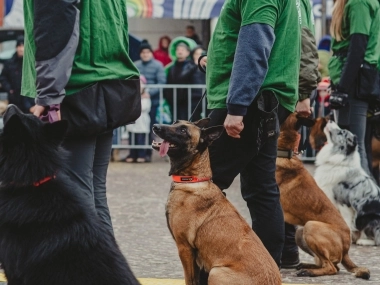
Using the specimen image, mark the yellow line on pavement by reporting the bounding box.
[138,278,312,285]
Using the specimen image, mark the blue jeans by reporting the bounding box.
[62,131,114,235]
[128,133,147,159]
[208,104,291,266]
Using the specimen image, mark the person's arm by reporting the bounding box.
[33,0,80,109]
[337,34,368,92]
[226,23,275,116]
[149,63,166,100]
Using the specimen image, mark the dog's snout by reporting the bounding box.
[152,124,161,132]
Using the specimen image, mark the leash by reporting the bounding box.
[189,55,208,122]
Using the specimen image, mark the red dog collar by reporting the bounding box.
[33,175,56,187]
[172,175,211,183]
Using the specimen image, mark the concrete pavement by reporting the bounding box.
[108,152,380,284]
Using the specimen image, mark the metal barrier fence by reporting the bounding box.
[112,84,316,161]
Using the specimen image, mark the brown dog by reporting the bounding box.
[152,119,281,285]
[276,113,370,279]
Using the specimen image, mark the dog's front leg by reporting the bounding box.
[178,243,199,285]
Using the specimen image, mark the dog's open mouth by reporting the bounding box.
[152,140,177,157]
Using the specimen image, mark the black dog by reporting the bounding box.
[0,105,140,285]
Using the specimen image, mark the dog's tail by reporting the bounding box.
[341,254,370,279]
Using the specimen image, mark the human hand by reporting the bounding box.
[224,114,244,138]
[32,105,46,117]
[329,91,348,110]
[199,56,207,68]
[296,98,312,117]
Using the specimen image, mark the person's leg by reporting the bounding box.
[136,133,147,160]
[93,130,114,234]
[62,135,96,203]
[146,101,159,161]
[240,104,291,267]
[281,223,300,268]
[339,98,370,174]
[127,132,138,161]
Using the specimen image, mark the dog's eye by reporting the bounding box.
[340,146,344,150]
[180,128,187,133]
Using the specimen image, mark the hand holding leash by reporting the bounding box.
[224,114,244,138]
[296,98,312,117]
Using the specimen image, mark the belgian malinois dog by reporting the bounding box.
[152,118,281,285]
[276,113,370,279]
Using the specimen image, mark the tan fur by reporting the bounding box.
[276,114,370,279]
[156,120,282,285]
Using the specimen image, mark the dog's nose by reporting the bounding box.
[152,124,161,132]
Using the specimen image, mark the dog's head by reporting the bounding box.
[309,116,328,150]
[324,120,357,156]
[278,113,315,151]
[0,105,68,186]
[152,118,224,175]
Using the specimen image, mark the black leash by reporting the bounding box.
[189,54,208,122]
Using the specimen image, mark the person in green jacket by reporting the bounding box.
[21,0,140,234]
[203,0,302,270]
[282,0,320,269]
[328,0,380,175]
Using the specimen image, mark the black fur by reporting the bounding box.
[0,105,140,285]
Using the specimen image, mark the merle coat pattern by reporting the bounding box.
[314,120,380,246]
[0,105,140,285]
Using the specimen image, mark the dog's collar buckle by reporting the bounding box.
[277,149,294,159]
[172,175,211,183]
[33,175,56,187]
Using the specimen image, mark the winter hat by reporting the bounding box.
[16,35,24,47]
[139,39,153,53]
[176,42,190,52]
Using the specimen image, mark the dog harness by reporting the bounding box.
[172,176,211,183]
[33,175,56,187]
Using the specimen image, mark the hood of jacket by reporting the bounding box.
[168,36,197,60]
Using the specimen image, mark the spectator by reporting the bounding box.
[315,78,331,118]
[204,0,302,270]
[153,36,172,67]
[189,46,206,120]
[328,0,380,175]
[185,25,202,45]
[0,36,34,113]
[317,35,332,78]
[21,0,140,234]
[165,37,197,120]
[134,39,166,162]
[126,76,151,163]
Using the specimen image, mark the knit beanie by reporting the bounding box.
[16,35,24,47]
[139,39,153,53]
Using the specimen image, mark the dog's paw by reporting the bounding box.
[356,239,376,246]
[296,269,315,277]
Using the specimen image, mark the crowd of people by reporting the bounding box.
[123,26,207,163]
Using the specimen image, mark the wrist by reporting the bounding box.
[227,103,247,116]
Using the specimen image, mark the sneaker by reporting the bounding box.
[281,254,300,269]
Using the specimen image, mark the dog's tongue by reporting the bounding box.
[159,141,170,157]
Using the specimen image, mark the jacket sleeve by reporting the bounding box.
[33,0,80,106]
[227,23,275,116]
[0,62,12,93]
[298,27,320,101]
[338,33,368,92]
[148,63,166,100]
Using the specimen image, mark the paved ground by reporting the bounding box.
[1,152,378,284]
[107,151,379,285]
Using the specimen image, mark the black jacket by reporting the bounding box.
[0,53,34,113]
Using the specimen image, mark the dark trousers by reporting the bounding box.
[62,131,114,235]
[128,133,147,159]
[146,100,159,158]
[208,104,291,266]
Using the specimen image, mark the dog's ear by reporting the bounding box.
[201,125,224,145]
[43,120,68,143]
[3,114,30,140]
[193,118,211,129]
[296,116,315,129]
